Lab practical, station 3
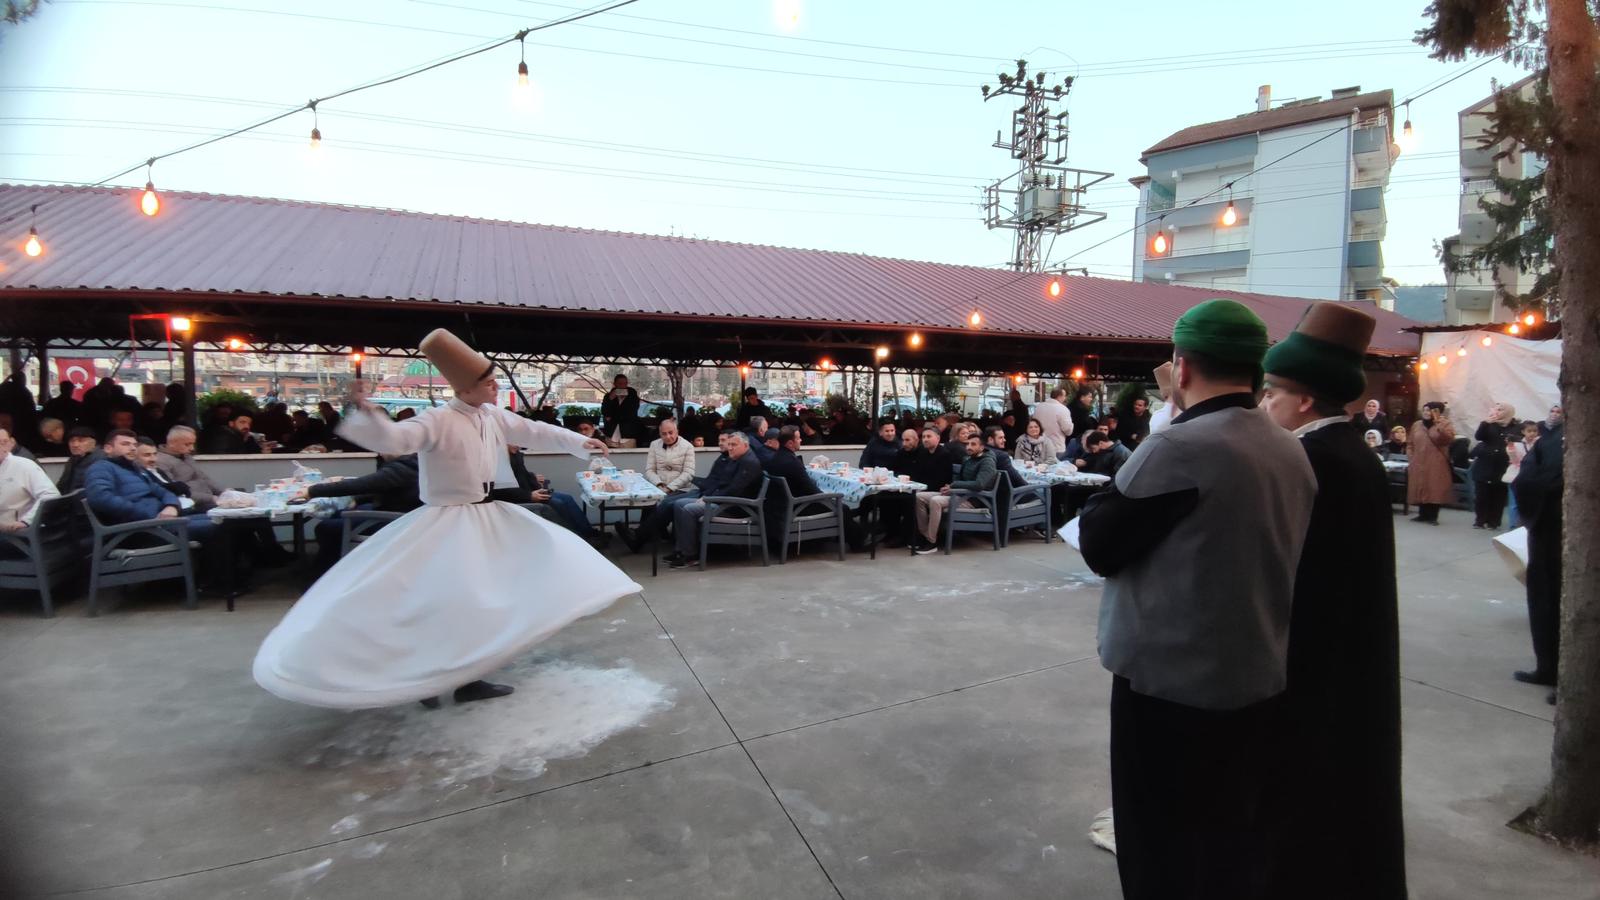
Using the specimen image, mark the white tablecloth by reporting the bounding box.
[207,497,351,520]
[1020,468,1112,488]
[808,468,926,510]
[577,472,667,509]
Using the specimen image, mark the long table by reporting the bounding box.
[808,467,926,559]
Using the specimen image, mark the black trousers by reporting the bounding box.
[1415,503,1441,522]
[1526,521,1562,677]
[1110,676,1283,900]
[1474,480,1508,527]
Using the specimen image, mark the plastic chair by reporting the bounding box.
[698,476,771,569]
[768,476,846,563]
[339,510,403,557]
[941,477,1005,554]
[81,498,198,617]
[1002,481,1053,546]
[0,491,84,617]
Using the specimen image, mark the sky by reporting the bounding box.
[0,0,1531,286]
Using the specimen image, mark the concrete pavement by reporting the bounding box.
[1,512,1596,898]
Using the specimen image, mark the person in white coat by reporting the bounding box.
[1147,362,1178,436]
[1033,387,1075,459]
[253,329,642,709]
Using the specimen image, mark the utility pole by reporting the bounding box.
[981,60,1113,272]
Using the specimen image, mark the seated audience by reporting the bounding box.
[858,421,900,469]
[1013,418,1051,466]
[498,447,601,544]
[55,425,105,494]
[745,416,774,463]
[0,428,59,533]
[1073,431,1125,476]
[156,426,227,511]
[913,431,996,553]
[85,429,219,547]
[983,426,1028,487]
[645,418,696,494]
[37,418,68,457]
[1384,425,1408,456]
[202,411,268,454]
[666,430,763,569]
[298,454,422,572]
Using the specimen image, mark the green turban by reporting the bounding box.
[1262,333,1367,404]
[1171,299,1270,385]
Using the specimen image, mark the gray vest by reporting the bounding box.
[1097,405,1316,710]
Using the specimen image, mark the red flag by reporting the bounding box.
[54,359,97,400]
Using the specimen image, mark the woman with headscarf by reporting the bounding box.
[1469,401,1516,529]
[1407,402,1456,524]
[1364,429,1385,459]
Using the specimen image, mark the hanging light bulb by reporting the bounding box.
[1457,347,1468,357]
[170,316,192,333]
[1436,354,1449,365]
[1397,101,1418,153]
[1419,361,1430,371]
[1012,373,1025,385]
[1481,336,1493,347]
[1048,278,1062,298]
[226,337,246,351]
[1221,200,1238,227]
[819,357,833,371]
[1071,367,1086,380]
[908,332,924,348]
[308,101,322,151]
[1152,231,1169,256]
[968,310,983,327]
[1508,322,1522,335]
[21,204,43,258]
[875,345,890,362]
[140,181,160,217]
[1522,312,1537,327]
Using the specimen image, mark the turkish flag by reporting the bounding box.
[54,359,97,400]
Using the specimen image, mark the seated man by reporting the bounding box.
[745,416,774,463]
[156,425,227,511]
[764,426,864,552]
[298,453,422,572]
[645,418,696,495]
[85,429,218,545]
[498,446,600,544]
[983,426,1028,488]
[618,432,725,553]
[0,427,59,535]
[202,411,267,454]
[858,421,900,469]
[1074,431,1125,476]
[913,431,996,553]
[55,425,105,494]
[36,417,68,457]
[668,430,763,569]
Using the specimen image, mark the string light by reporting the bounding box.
[908,332,924,348]
[1071,367,1085,380]
[1481,336,1493,347]
[968,310,983,327]
[1508,322,1522,335]
[874,345,890,362]
[739,364,751,378]
[1047,278,1061,298]
[516,30,530,87]
[1436,354,1449,365]
[226,337,246,351]
[22,204,43,257]
[1151,230,1169,256]
[139,162,160,217]
[1419,361,1430,371]
[819,357,833,371]
[1522,312,1537,327]
[1221,200,1238,227]
[1457,347,1468,357]
[170,316,192,333]
[1012,373,1025,385]
[1398,101,1417,152]
[308,101,322,151]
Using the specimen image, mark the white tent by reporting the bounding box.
[1419,331,1561,425]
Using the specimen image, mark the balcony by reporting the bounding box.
[1352,120,1394,174]
[1348,239,1383,288]
[1460,178,1499,242]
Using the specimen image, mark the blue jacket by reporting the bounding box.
[86,456,179,523]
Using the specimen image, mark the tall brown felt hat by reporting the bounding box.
[1153,362,1174,395]
[418,328,495,393]
[1262,303,1376,403]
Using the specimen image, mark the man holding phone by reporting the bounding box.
[600,374,643,447]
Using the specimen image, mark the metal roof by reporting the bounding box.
[0,183,1418,356]
[1143,89,1394,159]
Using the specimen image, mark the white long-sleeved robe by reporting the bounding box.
[252,400,643,708]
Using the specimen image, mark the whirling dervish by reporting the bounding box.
[253,328,642,709]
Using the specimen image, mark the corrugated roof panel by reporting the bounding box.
[0,183,1419,354]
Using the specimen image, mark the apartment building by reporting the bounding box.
[1442,74,1546,325]
[1130,85,1396,301]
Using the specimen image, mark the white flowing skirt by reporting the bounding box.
[253,501,643,709]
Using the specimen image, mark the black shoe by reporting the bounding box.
[1514,670,1556,687]
[585,532,612,550]
[914,542,940,555]
[668,555,694,569]
[453,680,514,703]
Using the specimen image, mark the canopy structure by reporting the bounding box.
[1418,331,1560,424]
[1,184,1420,377]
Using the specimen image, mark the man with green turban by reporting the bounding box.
[1259,302,1407,898]
[1079,298,1317,900]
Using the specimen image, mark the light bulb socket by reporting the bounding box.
[517,60,529,77]
[310,127,322,143]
